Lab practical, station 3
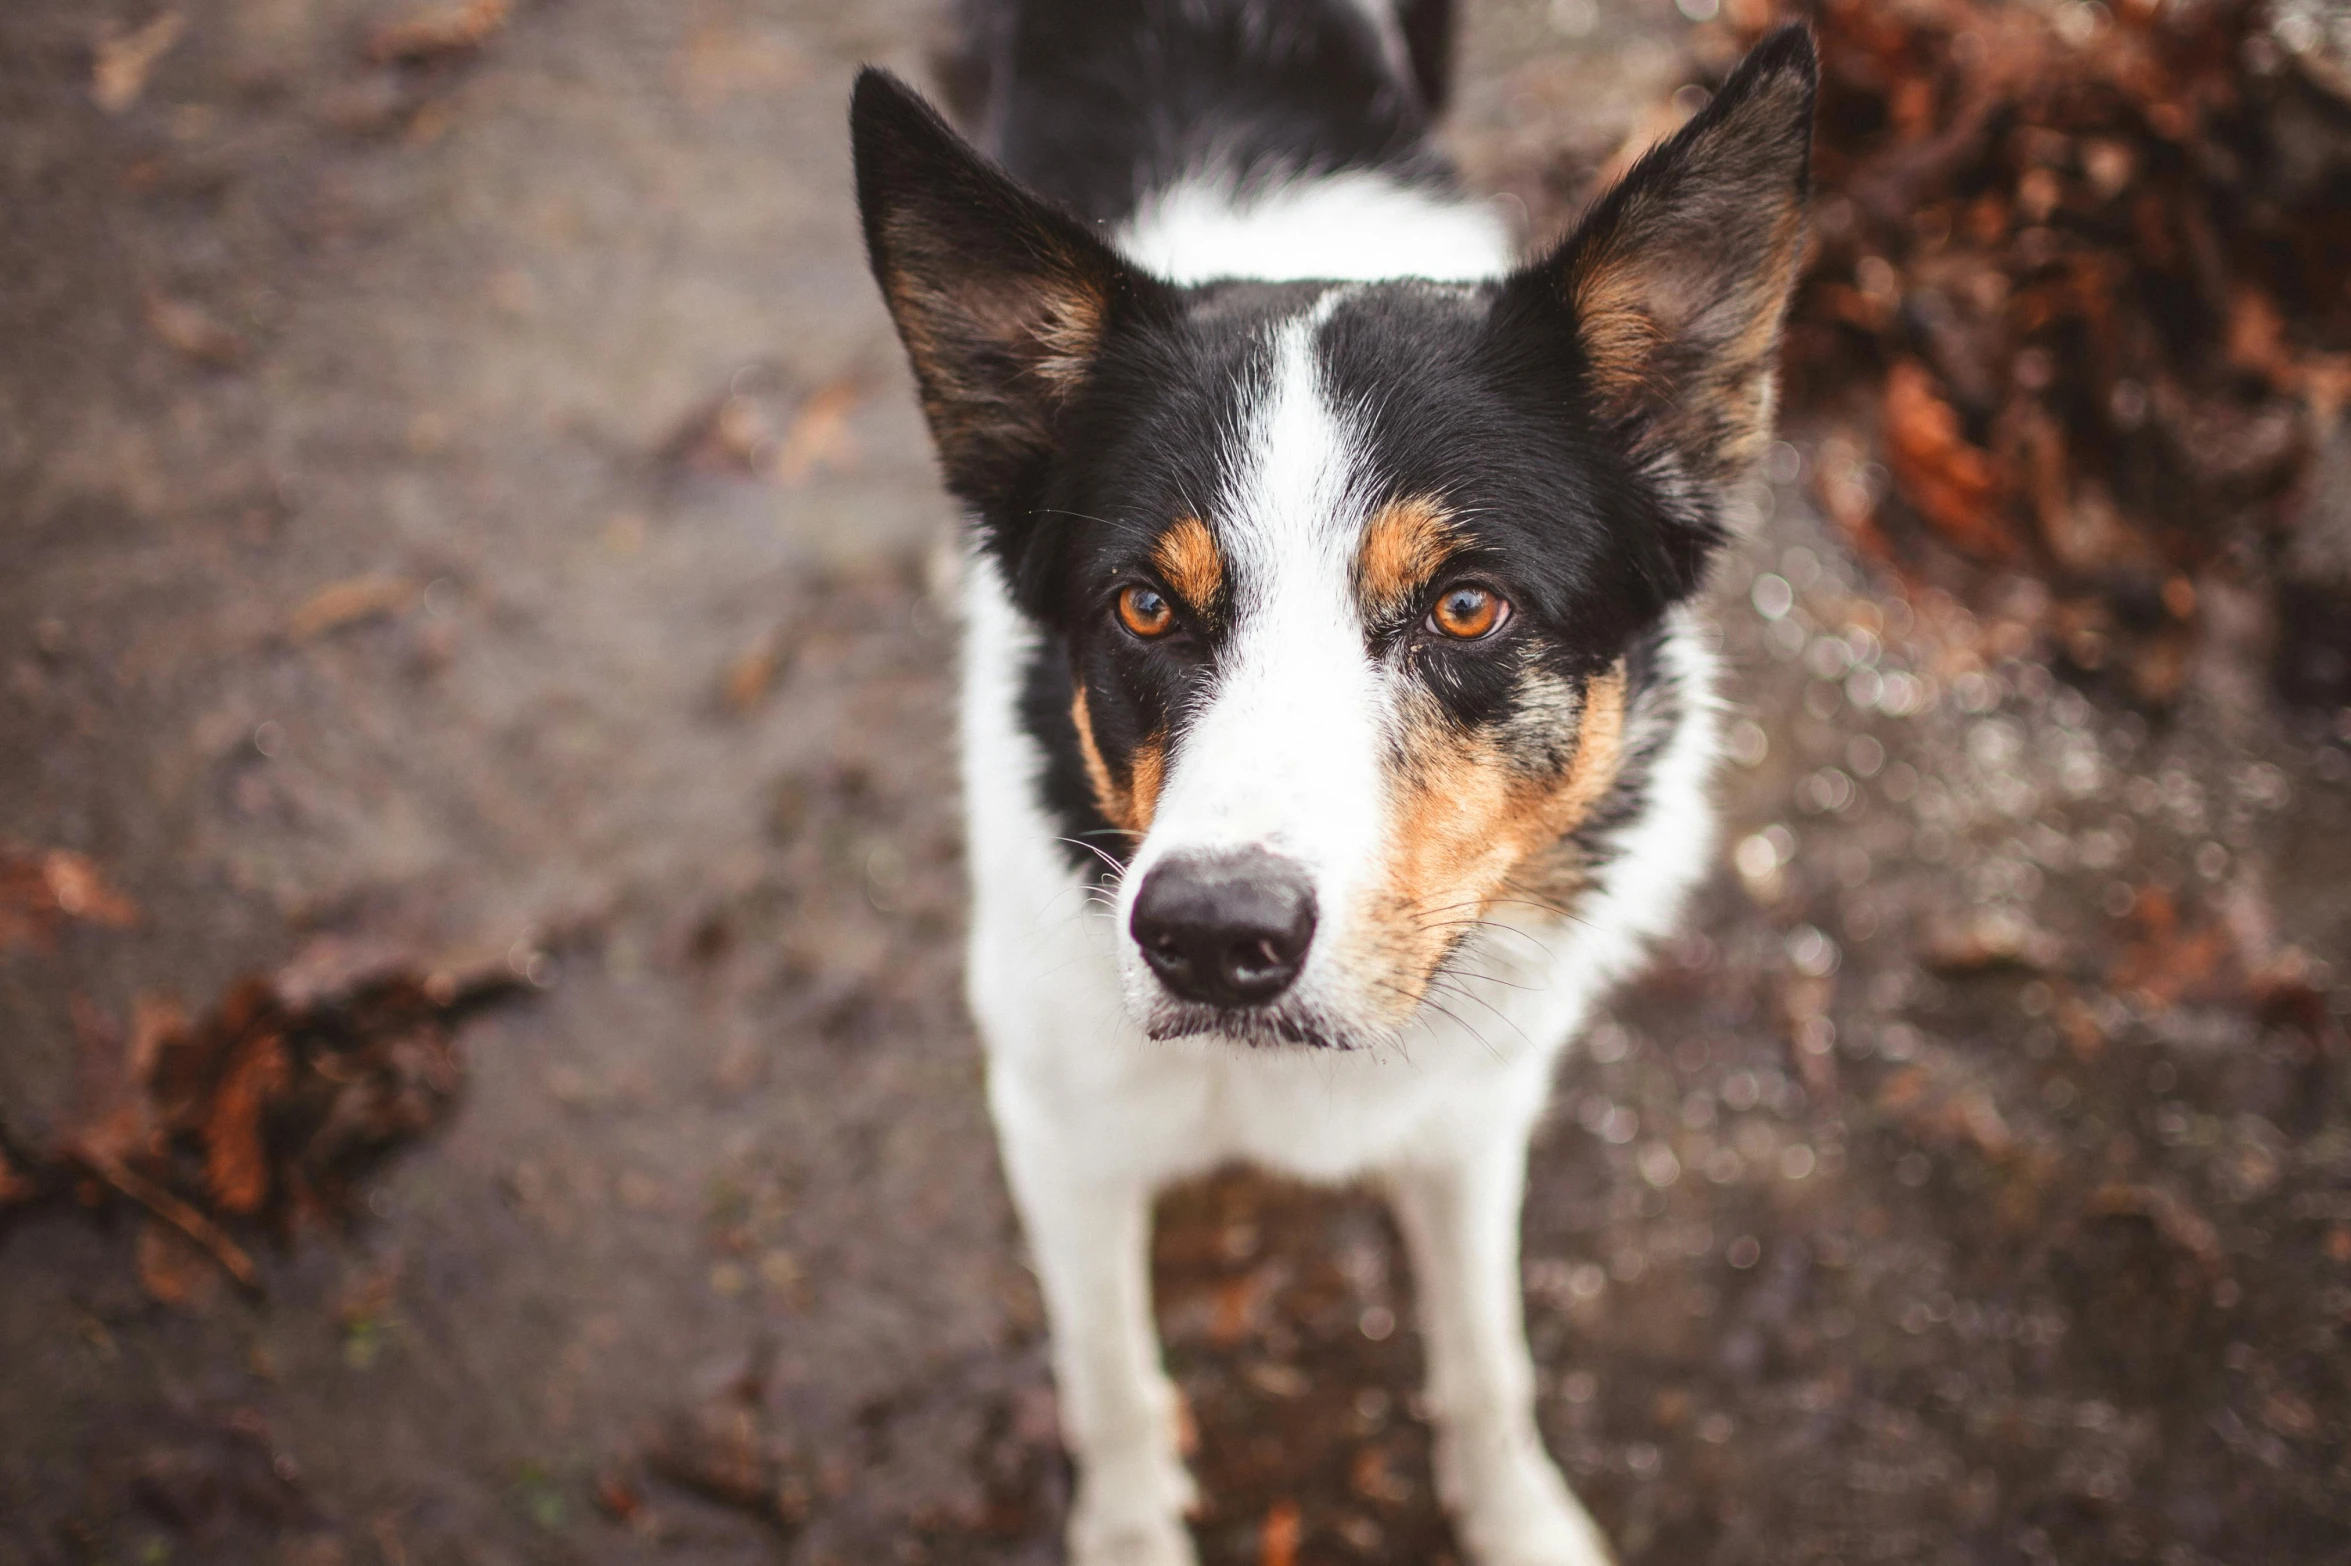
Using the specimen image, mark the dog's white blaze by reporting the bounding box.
[1116,172,1511,284]
[1117,304,1389,1016]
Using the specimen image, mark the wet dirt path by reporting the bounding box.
[4,3,2348,1564]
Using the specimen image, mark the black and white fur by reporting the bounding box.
[852,6,1814,1561]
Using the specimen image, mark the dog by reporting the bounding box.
[851,5,1813,1561]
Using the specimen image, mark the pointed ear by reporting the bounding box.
[1522,25,1816,480]
[851,69,1161,510]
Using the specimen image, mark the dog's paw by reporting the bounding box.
[1068,1451,1198,1566]
[1068,1503,1197,1566]
[1435,1432,1616,1566]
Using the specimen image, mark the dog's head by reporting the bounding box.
[854,29,1815,1051]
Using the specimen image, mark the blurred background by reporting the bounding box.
[3,1,2349,1562]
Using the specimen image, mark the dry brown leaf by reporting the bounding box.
[772,382,861,485]
[144,292,248,368]
[203,1030,289,1215]
[92,12,186,114]
[722,629,786,713]
[43,850,139,928]
[2086,1182,2225,1274]
[73,1144,259,1289]
[1258,1499,1302,1566]
[648,1400,775,1510]
[1918,910,2063,975]
[664,391,775,475]
[1878,1064,2015,1162]
[593,1468,645,1522]
[289,575,417,641]
[367,0,510,65]
[337,1265,399,1328]
[128,994,189,1089]
[0,850,139,951]
[0,1147,35,1207]
[0,858,50,951]
[2108,884,2235,1006]
[1883,360,2012,559]
[136,1218,224,1307]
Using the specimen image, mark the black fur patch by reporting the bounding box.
[951,0,1455,226]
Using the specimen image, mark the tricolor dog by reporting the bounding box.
[851,4,1814,1561]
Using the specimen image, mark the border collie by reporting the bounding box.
[851,5,1813,1561]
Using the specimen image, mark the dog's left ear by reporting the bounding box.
[1518,25,1816,483]
[852,69,1162,515]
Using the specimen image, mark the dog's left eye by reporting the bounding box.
[1427,584,1507,640]
[1116,584,1175,638]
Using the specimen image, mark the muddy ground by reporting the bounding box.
[4,2,2349,1564]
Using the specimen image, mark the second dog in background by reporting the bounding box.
[854,3,1814,1561]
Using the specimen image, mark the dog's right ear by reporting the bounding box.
[852,70,1159,512]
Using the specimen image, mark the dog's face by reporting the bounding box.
[855,33,1814,1050]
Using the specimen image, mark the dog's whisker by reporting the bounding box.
[1058,835,1133,881]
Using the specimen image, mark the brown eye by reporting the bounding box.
[1428,584,1505,640]
[1116,584,1175,638]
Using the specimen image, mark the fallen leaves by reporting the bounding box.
[0,848,139,953]
[1737,0,2351,701]
[1258,1497,1303,1566]
[2084,1182,2226,1278]
[662,376,864,487]
[1917,909,2065,977]
[9,945,521,1300]
[1880,359,2008,561]
[367,0,511,66]
[144,292,249,368]
[136,1214,232,1307]
[1877,1062,2016,1165]
[642,1346,813,1528]
[0,1146,36,1207]
[2107,884,2236,1008]
[287,575,417,642]
[773,381,861,485]
[721,628,787,714]
[92,12,186,114]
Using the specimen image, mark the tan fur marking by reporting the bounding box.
[1070,686,1163,836]
[1152,516,1224,613]
[1128,737,1166,829]
[1349,665,1632,1023]
[879,218,1108,475]
[1566,186,1805,474]
[1569,253,1668,411]
[1355,497,1460,620]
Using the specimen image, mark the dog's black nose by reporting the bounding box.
[1130,850,1317,1008]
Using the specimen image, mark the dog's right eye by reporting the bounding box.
[1116,585,1175,638]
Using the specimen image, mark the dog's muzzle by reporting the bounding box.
[1129,848,1317,1008]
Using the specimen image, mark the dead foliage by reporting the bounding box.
[0,846,139,953]
[5,945,520,1297]
[641,1343,815,1529]
[1723,0,2351,703]
[366,0,511,66]
[660,373,866,488]
[1258,1498,1303,1566]
[144,292,250,369]
[287,574,418,642]
[91,12,186,114]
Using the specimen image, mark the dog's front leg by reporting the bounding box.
[994,1093,1196,1566]
[1389,1130,1615,1566]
